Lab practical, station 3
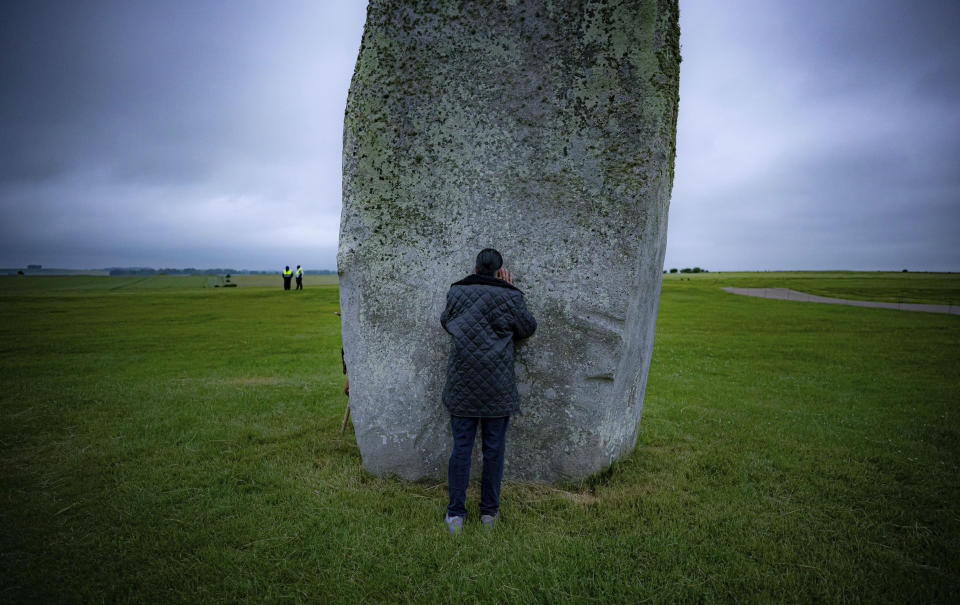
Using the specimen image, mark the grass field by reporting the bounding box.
[0,273,339,295]
[664,270,960,305]
[1,273,957,602]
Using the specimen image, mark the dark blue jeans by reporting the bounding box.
[447,415,510,518]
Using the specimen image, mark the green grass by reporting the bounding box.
[228,274,339,288]
[664,270,960,305]
[0,274,215,294]
[0,273,338,295]
[1,273,957,602]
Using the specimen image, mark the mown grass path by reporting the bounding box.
[1,274,957,602]
[723,287,960,314]
[665,270,960,305]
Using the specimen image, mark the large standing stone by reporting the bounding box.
[338,0,680,481]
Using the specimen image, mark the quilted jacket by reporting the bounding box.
[440,273,537,417]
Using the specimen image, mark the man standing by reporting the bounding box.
[440,248,537,534]
[295,265,303,290]
[281,266,293,290]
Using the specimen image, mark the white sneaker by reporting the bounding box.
[445,515,464,535]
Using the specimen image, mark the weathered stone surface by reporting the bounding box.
[338,0,680,481]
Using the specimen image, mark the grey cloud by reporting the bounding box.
[1,1,957,272]
[0,0,367,270]
[110,149,214,186]
[665,0,960,271]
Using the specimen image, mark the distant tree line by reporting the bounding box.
[107,267,337,276]
[665,267,708,274]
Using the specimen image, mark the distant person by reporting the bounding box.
[296,265,303,290]
[440,248,537,534]
[281,266,293,290]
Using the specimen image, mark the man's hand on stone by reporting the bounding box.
[496,267,514,285]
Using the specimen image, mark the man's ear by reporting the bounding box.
[474,266,478,274]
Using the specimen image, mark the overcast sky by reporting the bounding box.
[1,0,957,272]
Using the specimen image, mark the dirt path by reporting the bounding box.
[722,287,960,315]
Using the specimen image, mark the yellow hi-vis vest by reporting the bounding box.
[282,269,293,277]
[296,268,303,277]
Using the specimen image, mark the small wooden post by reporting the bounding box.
[340,401,351,433]
[337,311,350,434]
